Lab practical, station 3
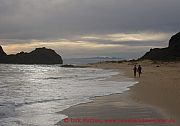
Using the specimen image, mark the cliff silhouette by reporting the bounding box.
[0,46,63,64]
[140,32,180,61]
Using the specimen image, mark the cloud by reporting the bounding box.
[107,32,171,42]
[0,0,179,58]
[2,40,124,54]
[80,32,171,42]
[2,37,163,59]
[0,0,179,40]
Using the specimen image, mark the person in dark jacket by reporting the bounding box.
[137,65,142,77]
[133,65,137,77]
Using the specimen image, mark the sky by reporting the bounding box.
[0,0,179,59]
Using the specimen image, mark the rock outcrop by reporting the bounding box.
[140,32,180,61]
[0,46,7,57]
[0,46,63,64]
[169,32,180,48]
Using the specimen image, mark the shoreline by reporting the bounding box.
[58,60,179,126]
[91,60,180,124]
[58,93,172,126]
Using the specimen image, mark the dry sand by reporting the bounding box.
[58,60,180,126]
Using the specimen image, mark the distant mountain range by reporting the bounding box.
[140,32,180,61]
[69,56,122,59]
[0,46,63,64]
[63,57,122,65]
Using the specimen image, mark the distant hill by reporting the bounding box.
[140,32,180,61]
[63,57,122,65]
[0,46,63,64]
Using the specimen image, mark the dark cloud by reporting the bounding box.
[81,39,168,47]
[0,0,179,40]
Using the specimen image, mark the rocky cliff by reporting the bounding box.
[0,46,63,64]
[0,46,7,57]
[140,32,180,61]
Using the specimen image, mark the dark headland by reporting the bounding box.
[140,32,180,61]
[0,46,63,64]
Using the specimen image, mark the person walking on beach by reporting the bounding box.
[137,65,142,77]
[133,65,137,77]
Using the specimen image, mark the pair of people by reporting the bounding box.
[133,65,142,77]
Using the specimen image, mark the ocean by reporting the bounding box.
[0,64,136,126]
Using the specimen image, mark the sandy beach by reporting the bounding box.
[58,60,180,126]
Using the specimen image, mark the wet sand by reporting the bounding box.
[57,60,179,126]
